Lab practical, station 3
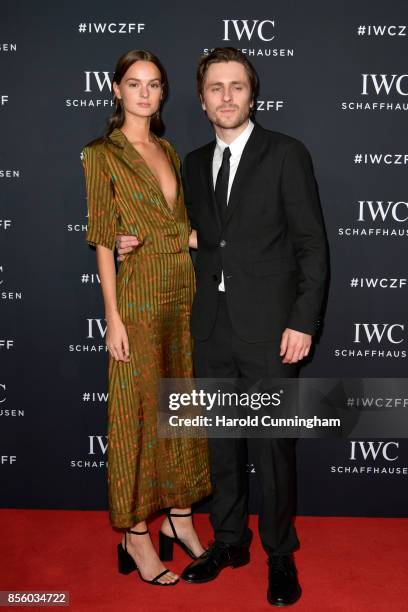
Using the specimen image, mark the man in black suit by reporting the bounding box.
[116,47,328,606]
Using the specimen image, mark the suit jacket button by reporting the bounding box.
[212,275,218,281]
[219,239,226,247]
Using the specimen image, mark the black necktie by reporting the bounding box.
[215,147,231,223]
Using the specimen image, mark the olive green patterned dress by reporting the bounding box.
[81,128,211,528]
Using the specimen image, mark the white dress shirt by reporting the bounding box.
[212,118,255,291]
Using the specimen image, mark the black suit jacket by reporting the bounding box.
[182,122,329,343]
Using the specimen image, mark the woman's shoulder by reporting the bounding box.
[80,137,109,163]
[157,136,181,166]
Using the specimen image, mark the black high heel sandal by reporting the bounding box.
[117,528,179,586]
[159,510,199,561]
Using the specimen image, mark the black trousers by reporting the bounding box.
[193,293,300,556]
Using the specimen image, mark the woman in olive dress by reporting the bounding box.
[81,49,211,586]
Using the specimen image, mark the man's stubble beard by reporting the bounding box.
[210,106,252,131]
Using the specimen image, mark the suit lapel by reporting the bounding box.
[200,140,222,230]
[224,122,264,225]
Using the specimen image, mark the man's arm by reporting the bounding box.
[116,234,140,262]
[281,140,329,337]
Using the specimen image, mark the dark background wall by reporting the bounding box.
[1,0,407,517]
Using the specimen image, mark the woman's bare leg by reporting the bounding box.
[160,507,206,558]
[121,519,179,584]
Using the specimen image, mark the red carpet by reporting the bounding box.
[1,510,407,611]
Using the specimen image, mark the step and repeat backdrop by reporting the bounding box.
[2,0,407,517]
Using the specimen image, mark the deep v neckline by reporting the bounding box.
[121,130,179,214]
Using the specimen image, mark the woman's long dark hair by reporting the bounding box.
[106,49,168,136]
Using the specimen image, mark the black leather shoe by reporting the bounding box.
[267,554,301,606]
[181,541,250,583]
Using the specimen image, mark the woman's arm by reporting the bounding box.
[81,144,130,363]
[189,229,198,250]
[96,245,130,363]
